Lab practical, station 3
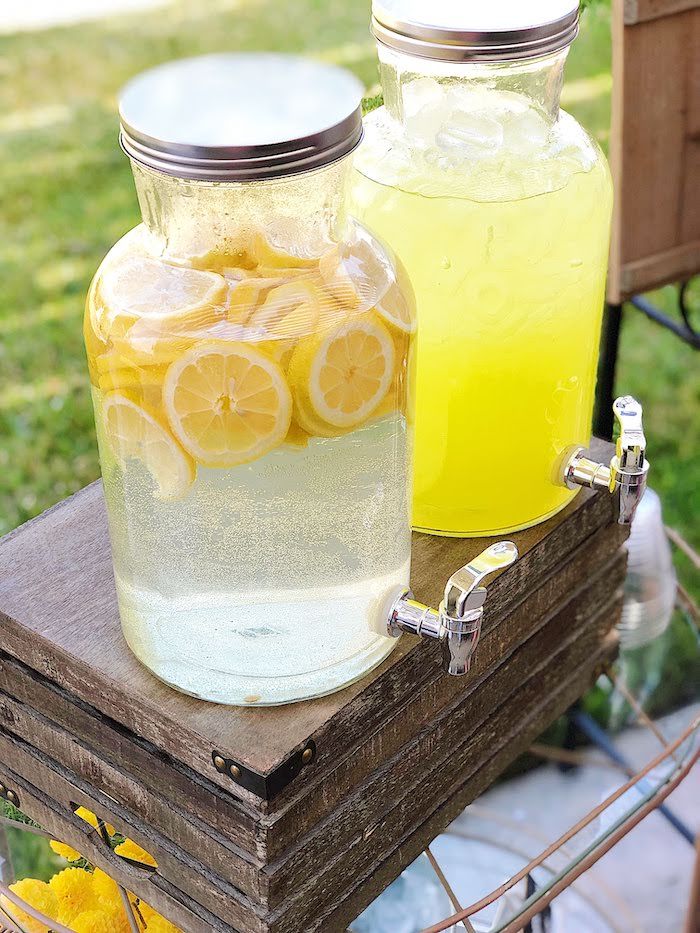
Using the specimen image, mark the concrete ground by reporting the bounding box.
[436,704,699,932]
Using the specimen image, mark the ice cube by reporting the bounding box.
[501,108,550,154]
[436,111,504,158]
[403,77,450,141]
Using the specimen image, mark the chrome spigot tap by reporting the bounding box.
[387,541,518,676]
[562,395,650,525]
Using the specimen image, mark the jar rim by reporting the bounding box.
[119,53,364,182]
[371,5,579,63]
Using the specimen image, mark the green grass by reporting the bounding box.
[1,2,696,581]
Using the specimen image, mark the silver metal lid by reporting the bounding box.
[119,53,364,181]
[372,0,579,63]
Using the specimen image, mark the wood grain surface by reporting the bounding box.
[609,0,700,301]
[0,442,619,796]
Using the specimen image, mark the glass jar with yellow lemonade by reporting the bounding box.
[86,55,415,705]
[353,0,613,536]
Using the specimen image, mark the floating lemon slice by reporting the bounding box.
[248,280,321,338]
[375,278,416,335]
[251,231,318,270]
[288,315,395,436]
[164,342,292,467]
[95,257,226,343]
[227,277,284,324]
[102,393,195,500]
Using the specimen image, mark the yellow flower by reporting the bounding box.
[91,868,120,906]
[0,879,59,933]
[49,839,83,862]
[72,907,132,933]
[49,867,100,924]
[146,913,183,932]
[114,838,158,868]
[49,808,115,863]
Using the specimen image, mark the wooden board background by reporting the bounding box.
[608,0,700,302]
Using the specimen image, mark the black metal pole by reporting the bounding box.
[594,303,623,439]
[570,709,696,846]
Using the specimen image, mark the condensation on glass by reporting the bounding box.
[85,54,416,705]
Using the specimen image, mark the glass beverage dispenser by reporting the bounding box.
[85,54,418,705]
[353,0,615,536]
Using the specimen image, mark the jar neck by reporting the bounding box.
[131,160,352,261]
[378,47,568,128]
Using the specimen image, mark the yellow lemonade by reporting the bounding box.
[354,92,613,535]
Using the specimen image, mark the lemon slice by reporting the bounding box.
[102,393,195,500]
[164,342,292,467]
[288,315,395,436]
[248,280,322,339]
[251,231,318,270]
[375,279,416,335]
[227,277,285,324]
[96,257,226,341]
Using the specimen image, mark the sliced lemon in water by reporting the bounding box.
[250,231,318,270]
[102,393,195,500]
[288,315,395,436]
[163,342,292,467]
[248,280,321,338]
[95,257,226,343]
[375,278,416,336]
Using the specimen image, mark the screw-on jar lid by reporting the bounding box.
[119,53,364,181]
[372,0,579,63]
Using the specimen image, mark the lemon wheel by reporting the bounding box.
[102,393,195,501]
[163,342,292,467]
[94,256,226,346]
[288,315,395,436]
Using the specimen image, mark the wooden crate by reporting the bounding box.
[0,441,627,932]
[608,0,700,302]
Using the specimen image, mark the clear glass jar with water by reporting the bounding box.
[85,55,415,705]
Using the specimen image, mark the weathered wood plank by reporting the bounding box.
[265,580,624,926]
[0,654,266,866]
[624,0,700,25]
[0,558,624,929]
[320,632,620,933]
[0,444,617,798]
[0,521,625,877]
[609,0,700,301]
[0,760,238,933]
[0,597,621,933]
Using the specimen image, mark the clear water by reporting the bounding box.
[95,389,412,705]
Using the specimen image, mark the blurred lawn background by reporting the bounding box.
[0,0,697,884]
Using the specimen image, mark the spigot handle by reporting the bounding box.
[443,541,519,617]
[613,396,646,470]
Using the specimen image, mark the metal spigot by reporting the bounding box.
[562,395,650,525]
[387,541,518,676]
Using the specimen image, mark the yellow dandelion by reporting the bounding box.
[146,913,183,933]
[1,878,59,933]
[75,807,116,837]
[49,809,114,863]
[71,907,131,933]
[91,868,120,907]
[49,867,100,924]
[49,839,83,862]
[114,838,158,868]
